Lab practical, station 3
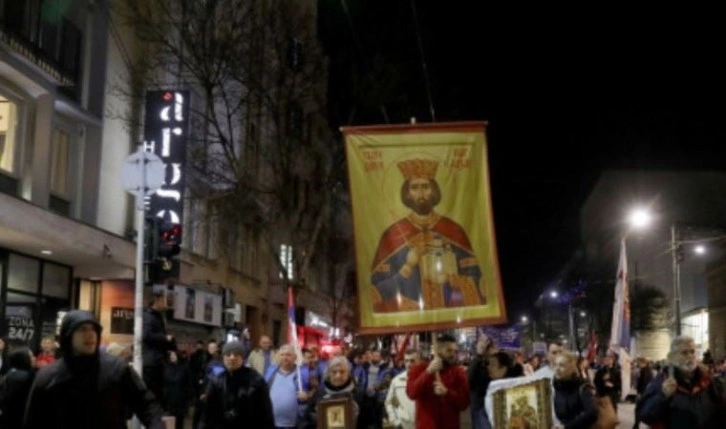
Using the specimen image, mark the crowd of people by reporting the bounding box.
[1,295,725,429]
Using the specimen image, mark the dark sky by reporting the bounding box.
[318,1,726,318]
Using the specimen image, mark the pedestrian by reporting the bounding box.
[385,350,418,429]
[164,350,192,429]
[302,355,363,429]
[533,341,564,427]
[0,337,8,376]
[266,344,310,429]
[143,290,176,403]
[406,334,469,429]
[35,336,57,368]
[0,346,36,428]
[23,310,163,428]
[552,351,599,429]
[468,337,496,429]
[594,353,621,411]
[639,335,726,429]
[248,334,276,377]
[199,340,274,429]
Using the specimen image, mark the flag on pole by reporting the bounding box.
[586,331,598,362]
[287,286,304,391]
[610,239,631,400]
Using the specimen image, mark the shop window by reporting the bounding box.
[7,254,39,294]
[40,296,69,340]
[42,263,71,299]
[4,292,39,346]
[0,96,18,174]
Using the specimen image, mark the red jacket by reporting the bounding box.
[406,361,469,429]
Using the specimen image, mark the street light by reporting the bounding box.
[550,291,558,299]
[628,208,652,231]
[694,245,706,255]
[521,316,529,323]
[580,311,586,317]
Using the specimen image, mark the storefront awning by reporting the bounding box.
[0,192,136,279]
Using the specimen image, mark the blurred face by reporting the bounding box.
[278,347,295,369]
[530,356,540,368]
[404,354,418,371]
[153,295,167,311]
[555,355,577,380]
[603,356,614,367]
[224,352,244,371]
[169,351,178,363]
[41,338,54,353]
[329,364,351,387]
[71,323,98,356]
[487,356,507,380]
[371,351,381,365]
[547,344,562,367]
[260,336,272,351]
[353,355,362,365]
[438,341,458,365]
[208,342,219,356]
[0,338,5,351]
[672,340,698,372]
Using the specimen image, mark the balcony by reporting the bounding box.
[0,0,83,88]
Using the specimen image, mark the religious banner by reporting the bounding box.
[343,122,506,334]
[481,325,522,350]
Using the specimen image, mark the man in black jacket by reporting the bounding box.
[594,353,621,411]
[199,341,274,429]
[24,310,163,428]
[143,290,175,402]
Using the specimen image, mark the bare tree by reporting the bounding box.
[114,0,339,291]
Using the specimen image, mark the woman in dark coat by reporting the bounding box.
[302,356,363,429]
[0,346,36,428]
[164,350,191,429]
[552,351,599,429]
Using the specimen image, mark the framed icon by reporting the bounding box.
[492,377,553,429]
[317,395,355,429]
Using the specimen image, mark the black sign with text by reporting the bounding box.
[110,307,135,334]
[143,90,190,278]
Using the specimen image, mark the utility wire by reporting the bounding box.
[410,0,436,122]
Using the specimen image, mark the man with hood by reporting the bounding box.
[23,310,164,429]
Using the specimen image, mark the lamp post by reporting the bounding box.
[671,224,683,336]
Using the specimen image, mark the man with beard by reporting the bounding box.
[406,334,469,429]
[639,336,726,429]
[370,158,485,312]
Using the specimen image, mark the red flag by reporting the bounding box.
[586,331,598,362]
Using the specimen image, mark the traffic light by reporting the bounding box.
[157,221,182,260]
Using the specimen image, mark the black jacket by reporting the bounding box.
[0,368,35,428]
[164,362,192,414]
[301,377,363,429]
[553,377,599,429]
[199,366,274,429]
[24,310,164,429]
[143,308,173,367]
[467,354,491,410]
[594,365,621,398]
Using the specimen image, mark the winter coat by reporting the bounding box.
[594,365,621,398]
[24,310,164,429]
[385,371,415,429]
[406,361,469,429]
[553,376,598,429]
[0,349,36,429]
[247,348,275,377]
[639,366,726,429]
[198,365,274,429]
[301,376,362,429]
[142,308,173,367]
[164,362,192,414]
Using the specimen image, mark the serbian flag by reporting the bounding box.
[609,239,631,400]
[287,287,304,390]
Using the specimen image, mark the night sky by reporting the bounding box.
[318,2,726,318]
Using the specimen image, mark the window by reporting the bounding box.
[8,254,40,293]
[42,263,71,299]
[0,96,19,173]
[279,244,293,280]
[50,128,70,195]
